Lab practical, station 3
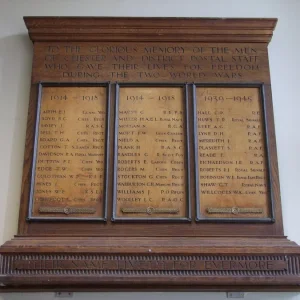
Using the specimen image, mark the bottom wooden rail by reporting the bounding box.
[1,236,300,292]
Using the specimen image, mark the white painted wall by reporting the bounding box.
[0,0,299,298]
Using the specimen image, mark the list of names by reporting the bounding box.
[32,86,107,218]
[115,86,187,219]
[196,87,269,218]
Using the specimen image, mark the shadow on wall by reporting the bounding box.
[0,34,32,242]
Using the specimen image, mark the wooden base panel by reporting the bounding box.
[1,236,300,291]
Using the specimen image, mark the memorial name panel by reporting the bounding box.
[31,86,107,219]
[195,86,270,219]
[114,86,188,220]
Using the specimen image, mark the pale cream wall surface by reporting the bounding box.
[0,0,299,299]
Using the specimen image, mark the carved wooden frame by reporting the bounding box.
[112,82,192,222]
[193,83,275,223]
[27,82,111,222]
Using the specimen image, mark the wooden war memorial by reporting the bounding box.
[0,17,300,292]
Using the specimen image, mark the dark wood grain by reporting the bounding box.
[23,17,277,43]
[1,17,298,292]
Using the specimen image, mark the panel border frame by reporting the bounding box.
[27,82,111,222]
[193,82,275,223]
[112,82,191,223]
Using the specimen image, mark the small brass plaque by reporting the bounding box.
[207,207,263,215]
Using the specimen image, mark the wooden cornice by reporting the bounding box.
[23,17,277,43]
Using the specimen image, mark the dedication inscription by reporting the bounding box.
[194,85,272,221]
[113,84,190,221]
[29,84,108,220]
